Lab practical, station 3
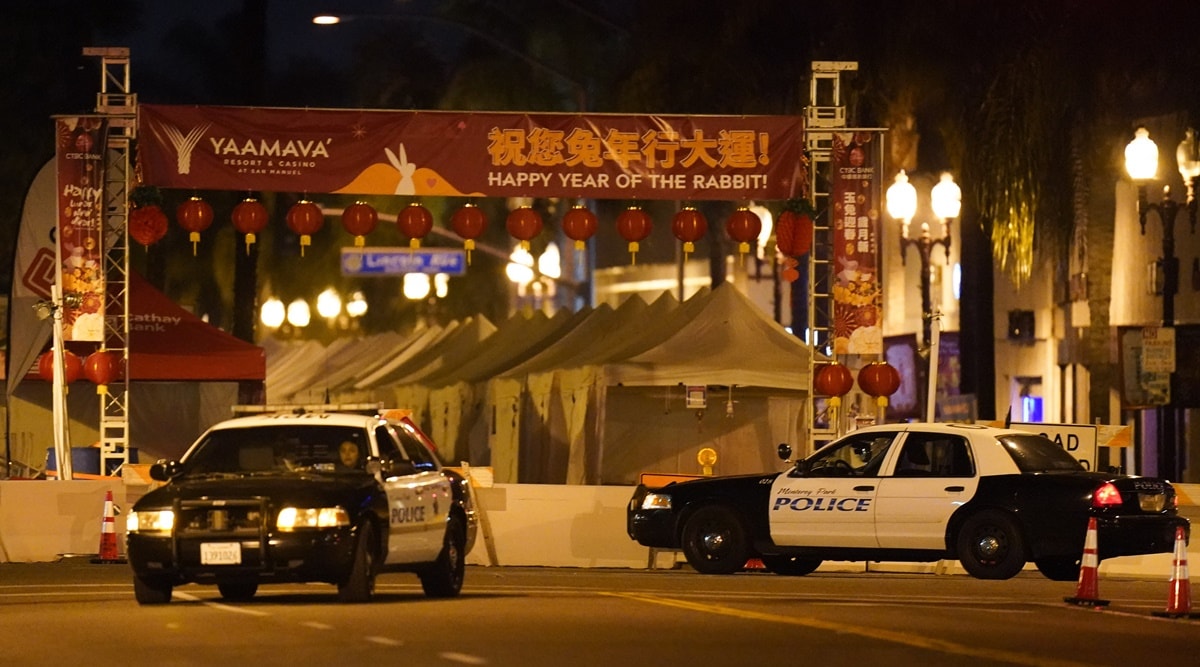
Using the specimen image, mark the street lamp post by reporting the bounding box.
[1123,126,1198,480]
[886,170,961,422]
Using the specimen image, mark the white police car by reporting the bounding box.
[126,410,477,604]
[627,423,1188,580]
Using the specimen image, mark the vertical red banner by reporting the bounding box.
[830,132,882,355]
[55,116,108,342]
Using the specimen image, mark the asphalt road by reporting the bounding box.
[2,559,1197,666]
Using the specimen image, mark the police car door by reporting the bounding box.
[873,431,979,550]
[375,424,446,563]
[768,431,899,548]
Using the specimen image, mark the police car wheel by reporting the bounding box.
[338,522,377,603]
[217,580,258,601]
[420,515,465,598]
[762,554,822,576]
[681,505,749,575]
[133,574,172,605]
[955,510,1026,580]
[1034,557,1081,582]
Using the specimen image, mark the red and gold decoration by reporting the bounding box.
[671,206,707,260]
[616,206,652,264]
[775,198,815,282]
[83,349,124,395]
[37,350,83,385]
[397,202,433,248]
[285,199,324,256]
[450,202,487,263]
[814,363,854,406]
[725,206,762,258]
[176,196,214,256]
[231,197,269,254]
[340,201,378,247]
[831,132,881,355]
[562,203,598,251]
[506,205,543,251]
[128,203,168,249]
[858,361,901,409]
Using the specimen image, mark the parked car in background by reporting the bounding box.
[628,422,1189,580]
[126,409,477,604]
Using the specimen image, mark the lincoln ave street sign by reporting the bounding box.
[340,247,467,276]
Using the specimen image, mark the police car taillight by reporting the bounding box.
[1092,482,1123,508]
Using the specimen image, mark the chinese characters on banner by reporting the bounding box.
[136,106,805,201]
[830,132,882,355]
[55,116,108,342]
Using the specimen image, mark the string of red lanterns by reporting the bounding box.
[506,205,543,251]
[725,206,762,258]
[128,203,168,249]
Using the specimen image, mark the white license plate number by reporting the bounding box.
[200,542,242,565]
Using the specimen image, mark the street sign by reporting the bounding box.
[340,247,466,276]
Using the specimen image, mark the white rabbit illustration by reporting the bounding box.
[385,144,417,195]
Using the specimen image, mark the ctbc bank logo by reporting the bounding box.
[772,496,872,512]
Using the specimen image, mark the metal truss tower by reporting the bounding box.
[85,47,135,475]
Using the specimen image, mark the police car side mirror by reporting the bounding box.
[149,460,180,481]
[777,443,792,461]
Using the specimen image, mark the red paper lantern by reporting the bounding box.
[858,362,902,408]
[285,199,324,256]
[450,203,488,263]
[814,363,854,408]
[616,206,652,264]
[506,206,543,250]
[775,204,814,257]
[37,350,83,384]
[231,198,269,254]
[341,201,378,247]
[83,349,124,395]
[726,207,762,257]
[397,202,433,248]
[562,204,598,251]
[176,196,214,256]
[128,204,168,248]
[671,206,707,259]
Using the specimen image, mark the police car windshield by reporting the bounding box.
[183,425,370,475]
[996,434,1084,473]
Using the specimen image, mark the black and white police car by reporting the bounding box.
[627,422,1189,580]
[126,410,477,604]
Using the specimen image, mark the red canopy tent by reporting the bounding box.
[124,271,265,382]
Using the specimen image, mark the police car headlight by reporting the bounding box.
[276,507,350,531]
[127,509,174,534]
[640,493,672,510]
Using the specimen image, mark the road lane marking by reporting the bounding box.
[440,652,488,664]
[365,636,403,646]
[606,592,1092,667]
[301,621,334,630]
[174,591,270,616]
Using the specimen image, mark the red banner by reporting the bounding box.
[55,116,108,342]
[830,132,882,355]
[137,105,805,201]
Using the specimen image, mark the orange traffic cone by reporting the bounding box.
[90,490,125,564]
[1152,525,1199,618]
[1064,516,1109,607]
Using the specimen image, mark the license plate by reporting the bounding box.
[200,542,242,565]
[1138,494,1165,512]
